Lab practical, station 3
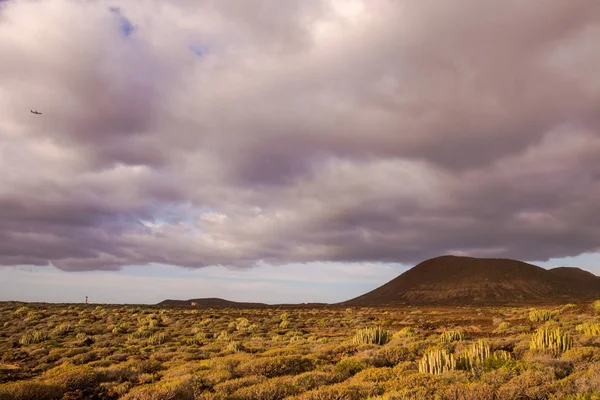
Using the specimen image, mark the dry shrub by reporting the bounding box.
[292,370,336,392]
[561,347,600,364]
[213,375,267,395]
[440,382,495,400]
[0,381,63,400]
[365,345,411,367]
[334,357,366,380]
[42,363,107,392]
[120,378,196,400]
[295,380,383,400]
[228,376,298,400]
[496,370,554,400]
[236,355,315,378]
[352,367,396,383]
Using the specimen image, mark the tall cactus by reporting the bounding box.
[459,340,490,372]
[576,322,600,336]
[529,309,553,323]
[439,330,463,343]
[530,327,572,356]
[419,349,456,375]
[353,326,390,345]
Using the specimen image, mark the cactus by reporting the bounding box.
[575,323,600,336]
[459,340,491,371]
[439,330,463,343]
[456,340,514,374]
[492,350,512,361]
[592,300,600,314]
[530,327,572,356]
[352,326,390,345]
[529,309,553,323]
[419,349,456,374]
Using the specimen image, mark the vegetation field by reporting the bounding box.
[1,301,600,399]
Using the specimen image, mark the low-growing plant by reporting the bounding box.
[392,327,416,339]
[227,341,245,353]
[592,299,600,314]
[19,330,49,345]
[148,332,166,345]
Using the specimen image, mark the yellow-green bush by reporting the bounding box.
[213,375,267,396]
[592,300,600,314]
[228,376,298,400]
[236,355,315,378]
[0,381,63,400]
[295,380,384,400]
[18,330,48,345]
[334,356,366,380]
[392,327,416,339]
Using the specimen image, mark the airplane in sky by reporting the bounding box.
[30,109,42,115]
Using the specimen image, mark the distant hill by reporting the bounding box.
[343,255,600,306]
[157,297,267,308]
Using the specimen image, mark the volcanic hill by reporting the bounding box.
[157,297,267,308]
[343,255,600,305]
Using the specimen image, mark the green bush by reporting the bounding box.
[334,357,366,380]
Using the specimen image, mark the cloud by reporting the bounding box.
[0,0,599,271]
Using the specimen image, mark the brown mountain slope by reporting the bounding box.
[343,255,600,305]
[157,298,267,308]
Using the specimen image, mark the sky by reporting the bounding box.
[1,0,600,304]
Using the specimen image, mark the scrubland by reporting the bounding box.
[1,301,600,399]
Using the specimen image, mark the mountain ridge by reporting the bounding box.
[342,255,600,306]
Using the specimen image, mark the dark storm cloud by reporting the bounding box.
[0,0,599,270]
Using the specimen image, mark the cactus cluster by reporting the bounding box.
[352,326,390,345]
[575,322,600,336]
[456,340,513,373]
[528,309,553,323]
[419,349,456,375]
[530,327,572,356]
[439,330,463,343]
[459,340,491,371]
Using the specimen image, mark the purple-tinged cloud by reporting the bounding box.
[1,0,600,271]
